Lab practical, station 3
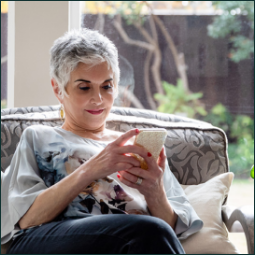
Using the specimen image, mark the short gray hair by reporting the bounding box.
[50,28,120,99]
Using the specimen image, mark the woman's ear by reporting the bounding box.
[51,79,63,104]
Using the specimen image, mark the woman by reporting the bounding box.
[1,29,203,254]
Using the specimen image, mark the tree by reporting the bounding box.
[104,1,190,110]
[208,1,254,62]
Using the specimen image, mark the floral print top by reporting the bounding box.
[1,125,203,244]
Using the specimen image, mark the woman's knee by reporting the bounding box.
[133,215,175,237]
[126,216,184,254]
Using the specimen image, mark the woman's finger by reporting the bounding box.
[118,145,147,158]
[120,167,148,179]
[118,155,141,168]
[117,173,142,190]
[157,147,166,170]
[115,162,134,171]
[113,129,139,147]
[118,145,156,167]
[118,170,141,184]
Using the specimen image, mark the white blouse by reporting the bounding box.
[1,125,203,244]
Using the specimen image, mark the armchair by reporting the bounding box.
[1,105,254,254]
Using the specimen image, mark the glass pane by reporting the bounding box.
[1,1,8,109]
[80,1,254,202]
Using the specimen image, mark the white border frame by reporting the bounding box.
[7,1,15,108]
[69,1,81,30]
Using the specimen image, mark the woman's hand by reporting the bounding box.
[117,146,167,201]
[117,147,178,229]
[82,129,151,182]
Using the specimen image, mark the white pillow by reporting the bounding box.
[180,172,240,254]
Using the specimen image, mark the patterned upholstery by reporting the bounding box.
[1,105,229,185]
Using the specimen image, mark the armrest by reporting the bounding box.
[222,205,254,254]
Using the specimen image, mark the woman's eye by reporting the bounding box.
[103,85,112,90]
[79,87,90,91]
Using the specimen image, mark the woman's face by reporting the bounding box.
[60,61,116,131]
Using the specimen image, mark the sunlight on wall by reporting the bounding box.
[81,1,216,15]
[1,1,8,13]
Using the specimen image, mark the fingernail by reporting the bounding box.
[136,129,139,134]
[117,174,121,178]
[148,152,152,157]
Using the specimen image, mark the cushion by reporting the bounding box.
[180,172,239,254]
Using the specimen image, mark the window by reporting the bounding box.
[80,1,254,115]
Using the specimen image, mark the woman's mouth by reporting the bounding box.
[86,109,104,115]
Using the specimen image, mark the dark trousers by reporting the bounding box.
[7,214,185,254]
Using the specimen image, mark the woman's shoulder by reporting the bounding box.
[21,125,59,142]
[23,125,57,135]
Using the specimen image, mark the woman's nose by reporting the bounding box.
[91,89,103,104]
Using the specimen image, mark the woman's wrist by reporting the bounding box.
[76,160,97,189]
[145,187,177,229]
[145,186,167,209]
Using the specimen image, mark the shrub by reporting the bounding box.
[203,103,254,177]
[154,79,207,118]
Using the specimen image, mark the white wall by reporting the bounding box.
[13,1,69,107]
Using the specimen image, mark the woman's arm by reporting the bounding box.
[18,164,94,229]
[145,188,178,229]
[143,147,178,229]
[19,129,147,229]
[117,147,178,229]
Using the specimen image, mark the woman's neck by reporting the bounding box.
[61,121,107,141]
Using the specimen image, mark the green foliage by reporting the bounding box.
[1,100,7,109]
[251,165,254,179]
[228,138,254,177]
[208,1,254,62]
[231,114,254,140]
[111,1,147,25]
[204,103,233,135]
[204,103,254,141]
[154,79,207,118]
[204,103,254,177]
[230,35,254,62]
